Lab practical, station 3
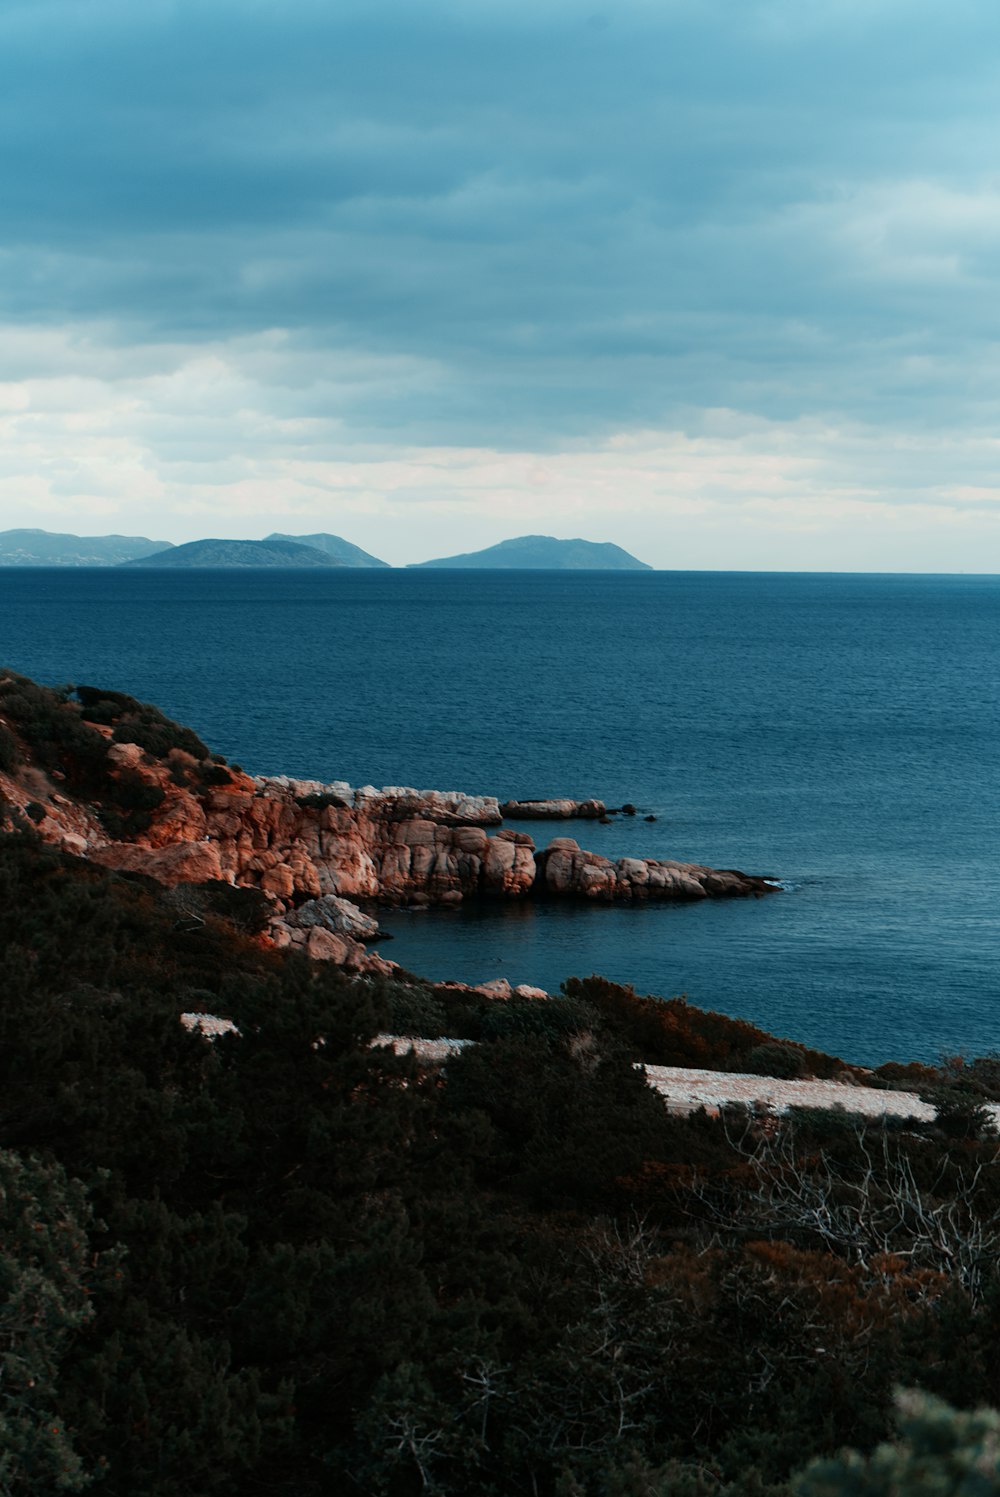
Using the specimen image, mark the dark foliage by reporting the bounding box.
[0,672,109,785]
[295,790,351,810]
[0,720,20,773]
[77,683,211,761]
[200,763,235,787]
[2,832,999,1496]
[562,976,843,1076]
[180,879,274,934]
[746,1041,810,1079]
[94,766,167,837]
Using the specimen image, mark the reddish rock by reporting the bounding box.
[1,714,775,981]
[92,839,225,885]
[305,927,352,963]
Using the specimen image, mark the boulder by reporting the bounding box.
[287,894,380,942]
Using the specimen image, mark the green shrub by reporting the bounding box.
[794,1390,1000,1495]
[478,994,593,1042]
[745,1042,809,1079]
[76,685,142,725]
[562,976,840,1075]
[920,1084,998,1142]
[384,984,448,1037]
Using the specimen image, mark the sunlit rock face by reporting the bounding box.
[3,747,771,911]
[0,677,773,983]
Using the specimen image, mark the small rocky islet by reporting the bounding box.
[0,672,775,973]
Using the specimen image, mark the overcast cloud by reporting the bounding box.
[3,0,1000,566]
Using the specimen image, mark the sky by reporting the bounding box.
[2,0,1000,569]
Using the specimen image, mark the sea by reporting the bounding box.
[4,566,1000,1067]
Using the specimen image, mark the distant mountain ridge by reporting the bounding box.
[0,527,647,569]
[124,538,345,569]
[409,534,652,570]
[266,532,389,568]
[0,528,173,566]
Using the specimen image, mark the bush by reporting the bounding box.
[200,764,234,788]
[295,791,350,811]
[478,994,594,1042]
[76,685,143,724]
[97,769,166,838]
[745,1042,809,1079]
[76,683,212,761]
[793,1390,1000,1495]
[920,1084,998,1142]
[561,977,841,1076]
[384,984,448,1038]
[0,722,20,774]
[0,675,108,785]
[164,881,274,936]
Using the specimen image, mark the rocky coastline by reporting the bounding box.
[0,675,776,972]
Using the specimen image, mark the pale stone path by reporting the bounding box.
[377,1037,1000,1127]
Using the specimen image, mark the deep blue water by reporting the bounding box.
[3,566,1000,1067]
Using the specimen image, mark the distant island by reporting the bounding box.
[0,527,173,566]
[409,535,652,570]
[123,537,346,569]
[265,532,389,568]
[0,527,652,569]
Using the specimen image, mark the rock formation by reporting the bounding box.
[538,838,764,900]
[501,798,606,819]
[0,674,775,972]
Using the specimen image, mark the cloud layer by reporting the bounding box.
[3,0,1000,565]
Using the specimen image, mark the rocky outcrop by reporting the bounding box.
[284,894,380,942]
[0,675,776,976]
[538,838,772,901]
[1,750,769,911]
[501,798,606,820]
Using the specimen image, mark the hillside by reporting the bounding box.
[409,534,653,570]
[0,672,998,1495]
[266,531,389,567]
[0,527,173,566]
[123,537,344,568]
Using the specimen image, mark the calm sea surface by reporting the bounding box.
[4,567,999,1066]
